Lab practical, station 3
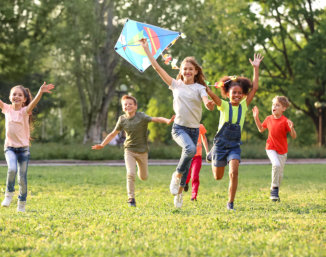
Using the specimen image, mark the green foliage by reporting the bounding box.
[0,164,325,256]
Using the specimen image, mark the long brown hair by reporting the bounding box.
[176,57,207,86]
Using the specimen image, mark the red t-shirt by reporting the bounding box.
[195,124,207,157]
[262,115,291,154]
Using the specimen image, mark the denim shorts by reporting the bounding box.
[212,140,241,167]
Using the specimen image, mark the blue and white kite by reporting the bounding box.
[114,19,182,72]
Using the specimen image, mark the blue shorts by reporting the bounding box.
[212,143,241,167]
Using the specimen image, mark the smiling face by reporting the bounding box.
[227,85,244,106]
[122,98,137,116]
[271,99,286,118]
[181,61,198,84]
[9,87,26,109]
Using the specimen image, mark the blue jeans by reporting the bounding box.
[172,124,199,187]
[4,146,30,201]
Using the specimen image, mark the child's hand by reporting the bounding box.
[167,115,175,125]
[139,38,149,49]
[287,119,294,129]
[249,53,264,68]
[40,82,55,93]
[206,100,215,110]
[252,106,259,118]
[92,144,104,150]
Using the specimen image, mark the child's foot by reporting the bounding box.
[227,202,235,211]
[17,200,26,212]
[191,197,197,201]
[270,187,280,202]
[128,198,136,207]
[1,192,14,207]
[174,193,183,208]
[184,183,189,192]
[170,171,180,196]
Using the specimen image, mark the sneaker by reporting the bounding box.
[17,200,26,212]
[1,192,14,207]
[184,183,189,192]
[227,202,235,211]
[170,171,180,196]
[206,150,212,163]
[191,197,197,201]
[128,198,136,207]
[174,194,183,208]
[270,187,280,201]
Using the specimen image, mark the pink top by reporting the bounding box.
[2,103,30,147]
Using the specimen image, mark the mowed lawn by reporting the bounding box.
[0,164,325,257]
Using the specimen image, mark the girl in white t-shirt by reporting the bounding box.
[0,83,54,212]
[140,38,214,208]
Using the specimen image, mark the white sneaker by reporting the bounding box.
[17,200,26,212]
[1,192,14,207]
[170,171,181,196]
[174,193,183,208]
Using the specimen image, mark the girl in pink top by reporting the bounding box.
[0,82,54,212]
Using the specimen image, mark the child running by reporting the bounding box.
[252,96,297,201]
[184,124,209,201]
[92,95,174,207]
[205,53,264,210]
[140,38,214,208]
[1,82,55,212]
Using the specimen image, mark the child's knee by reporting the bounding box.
[185,144,196,157]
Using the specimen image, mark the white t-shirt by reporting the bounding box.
[169,79,207,128]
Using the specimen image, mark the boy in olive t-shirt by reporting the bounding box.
[92,95,174,207]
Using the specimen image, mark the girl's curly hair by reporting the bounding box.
[218,76,252,98]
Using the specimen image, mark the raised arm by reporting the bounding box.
[252,106,266,133]
[26,82,55,113]
[287,120,297,139]
[91,130,120,150]
[205,85,222,107]
[139,38,173,86]
[151,115,175,124]
[247,53,264,106]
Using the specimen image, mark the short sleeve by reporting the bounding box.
[217,99,228,111]
[114,116,123,132]
[285,118,291,132]
[199,124,207,135]
[141,112,152,122]
[199,85,208,98]
[1,103,10,114]
[169,79,178,90]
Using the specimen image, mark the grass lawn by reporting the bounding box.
[0,164,325,256]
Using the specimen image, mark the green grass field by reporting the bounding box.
[0,164,325,256]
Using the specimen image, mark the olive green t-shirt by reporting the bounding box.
[114,112,152,153]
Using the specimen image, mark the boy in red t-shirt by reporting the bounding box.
[252,96,297,201]
[184,124,209,201]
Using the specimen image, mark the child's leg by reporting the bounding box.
[212,166,225,180]
[277,153,287,186]
[228,159,239,203]
[135,152,149,181]
[171,125,198,188]
[124,149,137,199]
[4,147,18,194]
[190,156,202,199]
[266,150,282,189]
[17,147,30,202]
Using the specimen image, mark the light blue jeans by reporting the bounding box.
[172,124,199,187]
[4,146,30,201]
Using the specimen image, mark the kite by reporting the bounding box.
[114,19,183,72]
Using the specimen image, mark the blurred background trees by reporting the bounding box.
[0,0,325,146]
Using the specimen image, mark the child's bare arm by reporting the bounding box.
[206,86,221,107]
[0,100,4,109]
[252,106,266,133]
[247,53,264,105]
[202,134,209,155]
[151,115,175,124]
[139,38,173,86]
[92,130,120,150]
[288,120,297,139]
[26,82,55,113]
